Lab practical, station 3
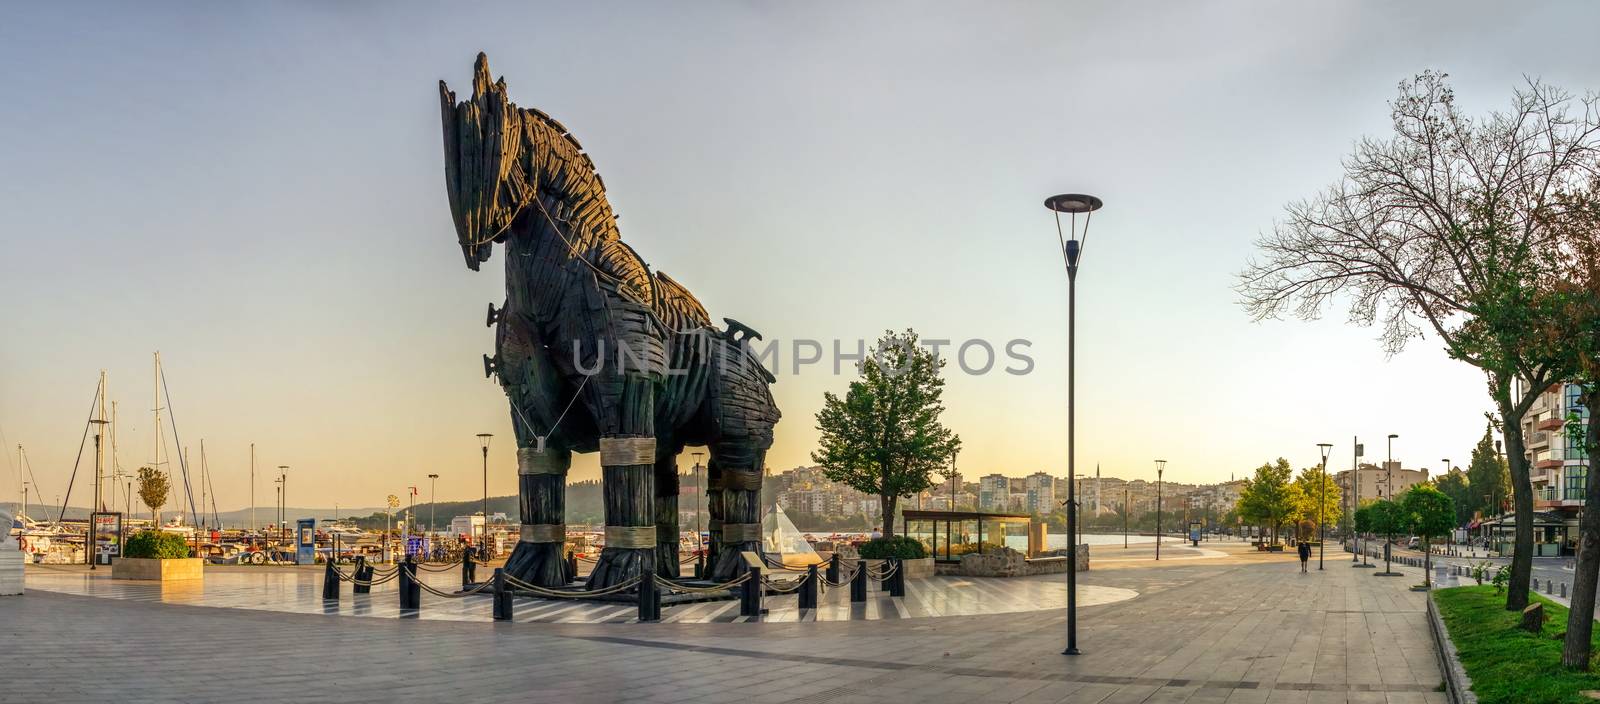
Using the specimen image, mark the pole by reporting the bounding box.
[1063,258,1079,656]
[1157,464,1164,561]
[1124,486,1129,549]
[1352,436,1359,563]
[428,474,438,539]
[1318,447,1328,570]
[481,444,489,547]
[250,444,256,535]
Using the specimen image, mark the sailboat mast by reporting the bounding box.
[94,371,107,515]
[199,441,207,531]
[152,352,163,523]
[250,443,256,533]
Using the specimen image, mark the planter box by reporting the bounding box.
[112,557,204,581]
[863,556,934,580]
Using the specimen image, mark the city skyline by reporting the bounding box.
[7,2,1598,508]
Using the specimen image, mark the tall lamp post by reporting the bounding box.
[1384,434,1398,574]
[1351,436,1362,565]
[427,473,439,539]
[1317,443,1332,570]
[277,465,289,546]
[1155,460,1166,561]
[1123,486,1130,549]
[477,433,493,548]
[1440,459,1451,555]
[692,451,705,576]
[1046,191,1103,657]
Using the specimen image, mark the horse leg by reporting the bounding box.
[709,439,767,581]
[584,373,659,590]
[502,445,573,587]
[654,444,684,578]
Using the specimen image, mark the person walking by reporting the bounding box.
[1297,538,1312,573]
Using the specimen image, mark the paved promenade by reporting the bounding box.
[1,546,1445,704]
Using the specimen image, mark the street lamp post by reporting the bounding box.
[1046,191,1103,657]
[692,451,705,576]
[1123,486,1129,549]
[1441,459,1451,555]
[1352,436,1362,565]
[477,433,493,548]
[1384,434,1398,574]
[1317,443,1333,570]
[1155,460,1166,561]
[427,473,439,539]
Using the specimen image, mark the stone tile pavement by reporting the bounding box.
[0,548,1446,704]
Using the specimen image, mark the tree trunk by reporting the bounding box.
[1423,537,1431,587]
[1500,397,1536,611]
[881,495,896,538]
[1562,387,1600,669]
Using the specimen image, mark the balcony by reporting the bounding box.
[1538,417,1566,432]
[1537,458,1564,470]
[1528,431,1551,449]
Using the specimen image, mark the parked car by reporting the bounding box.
[1406,537,1420,550]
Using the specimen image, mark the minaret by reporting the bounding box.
[1094,464,1102,514]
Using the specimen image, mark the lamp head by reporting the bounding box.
[477,433,493,451]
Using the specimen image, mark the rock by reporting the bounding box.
[1522,602,1545,633]
[959,547,1028,577]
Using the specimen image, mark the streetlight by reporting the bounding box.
[1317,443,1333,570]
[692,451,706,577]
[1123,486,1130,549]
[1046,191,1103,657]
[1352,436,1362,565]
[1441,459,1451,555]
[477,433,493,547]
[1383,434,1398,574]
[1155,460,1166,561]
[427,473,439,540]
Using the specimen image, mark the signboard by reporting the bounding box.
[1187,521,1202,546]
[295,518,316,565]
[91,512,122,565]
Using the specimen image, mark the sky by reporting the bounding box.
[4,1,1599,512]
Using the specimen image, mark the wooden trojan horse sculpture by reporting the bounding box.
[439,54,781,589]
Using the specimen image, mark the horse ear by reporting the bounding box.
[473,52,494,99]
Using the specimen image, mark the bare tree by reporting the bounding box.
[1238,71,1600,611]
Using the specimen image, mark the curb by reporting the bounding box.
[1426,593,1478,704]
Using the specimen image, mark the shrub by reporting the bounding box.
[1492,564,1510,595]
[123,530,191,559]
[857,536,927,560]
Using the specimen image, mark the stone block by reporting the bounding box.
[0,549,23,596]
[112,557,205,581]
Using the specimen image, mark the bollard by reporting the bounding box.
[799,564,820,610]
[850,559,867,603]
[888,558,905,598]
[1562,582,1569,599]
[638,570,660,622]
[740,564,763,621]
[399,555,421,611]
[462,550,475,589]
[693,554,704,580]
[322,560,339,601]
[492,568,513,621]
[353,555,372,595]
[827,553,841,585]
[566,551,578,582]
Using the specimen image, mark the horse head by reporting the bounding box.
[439,53,533,271]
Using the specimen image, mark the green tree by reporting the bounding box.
[1368,499,1406,574]
[1237,459,1296,545]
[1237,72,1597,611]
[137,465,170,526]
[1400,486,1456,587]
[812,329,961,537]
[1291,465,1343,536]
[1465,425,1509,520]
[1432,466,1473,527]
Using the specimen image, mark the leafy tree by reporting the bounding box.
[1539,186,1600,669]
[1368,499,1406,573]
[1432,466,1473,527]
[1465,424,1509,520]
[1237,459,1296,544]
[813,329,961,537]
[1400,486,1456,587]
[137,465,170,527]
[1291,465,1342,536]
[1237,72,1599,610]
[1353,503,1374,535]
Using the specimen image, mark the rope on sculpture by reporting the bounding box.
[864,562,898,580]
[416,578,497,599]
[503,573,643,599]
[660,573,752,595]
[329,565,402,586]
[821,563,861,588]
[678,554,700,565]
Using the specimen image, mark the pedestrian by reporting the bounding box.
[1298,538,1312,573]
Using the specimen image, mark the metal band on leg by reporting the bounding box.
[518,448,566,475]
[721,523,762,543]
[605,525,658,549]
[520,524,566,543]
[599,437,656,466]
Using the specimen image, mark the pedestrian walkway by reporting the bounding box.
[22,564,1139,623]
[2,547,1446,703]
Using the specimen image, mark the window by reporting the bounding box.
[1569,468,1589,501]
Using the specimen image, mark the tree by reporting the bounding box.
[137,465,170,527]
[1432,466,1473,527]
[1237,459,1296,544]
[1465,424,1509,520]
[1400,486,1456,587]
[812,329,961,537]
[1291,465,1343,537]
[1368,499,1406,574]
[1538,186,1600,669]
[1237,72,1600,610]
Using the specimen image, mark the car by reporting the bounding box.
[1406,537,1420,550]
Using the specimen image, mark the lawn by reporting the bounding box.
[1433,585,1600,703]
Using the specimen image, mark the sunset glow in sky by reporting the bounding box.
[5,2,1599,510]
